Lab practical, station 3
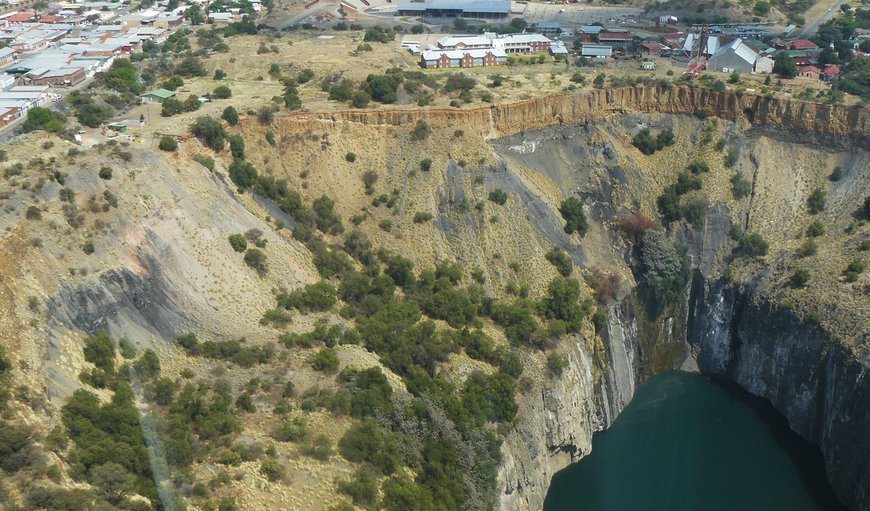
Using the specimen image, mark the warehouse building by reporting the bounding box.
[397,0,510,19]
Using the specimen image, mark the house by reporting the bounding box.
[707,38,766,74]
[549,40,568,57]
[153,15,183,29]
[641,60,655,70]
[641,41,665,53]
[0,72,14,89]
[420,48,506,68]
[789,39,818,51]
[0,107,20,127]
[0,47,14,66]
[822,64,840,80]
[24,66,86,86]
[769,37,789,49]
[208,12,235,26]
[141,88,177,103]
[39,15,65,23]
[798,65,821,79]
[754,54,774,74]
[7,12,35,24]
[580,44,612,58]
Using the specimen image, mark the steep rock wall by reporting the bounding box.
[270,85,870,149]
[688,277,870,510]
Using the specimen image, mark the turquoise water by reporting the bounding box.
[543,371,846,511]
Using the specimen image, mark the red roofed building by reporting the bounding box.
[822,64,840,80]
[39,15,64,23]
[641,40,666,53]
[793,56,811,66]
[789,39,818,50]
[598,31,634,43]
[798,65,821,79]
[7,12,36,23]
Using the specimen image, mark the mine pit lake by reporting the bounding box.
[543,371,846,511]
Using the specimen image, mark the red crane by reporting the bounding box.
[683,24,710,77]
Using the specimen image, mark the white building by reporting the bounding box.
[707,38,771,74]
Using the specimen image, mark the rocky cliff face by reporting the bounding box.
[273,85,870,149]
[688,277,870,509]
[486,102,869,510]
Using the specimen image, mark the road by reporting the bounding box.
[799,0,848,37]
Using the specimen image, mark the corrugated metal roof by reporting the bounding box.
[398,0,510,13]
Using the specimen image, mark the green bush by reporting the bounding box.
[829,166,842,181]
[806,219,825,237]
[244,248,267,274]
[260,460,285,482]
[798,238,818,257]
[807,188,826,214]
[190,116,226,150]
[687,160,710,174]
[545,247,573,277]
[559,197,588,236]
[488,188,508,205]
[737,232,769,258]
[222,106,239,125]
[413,211,433,223]
[82,240,95,255]
[339,468,378,507]
[277,281,337,312]
[302,434,333,460]
[410,120,431,141]
[632,128,675,155]
[229,159,258,189]
[228,233,247,252]
[844,258,865,282]
[311,348,340,372]
[731,172,751,198]
[420,158,432,172]
[158,136,178,152]
[273,417,308,442]
[547,353,569,376]
[790,269,810,288]
[213,85,232,99]
[339,419,401,474]
[724,146,740,168]
[98,166,113,180]
[640,230,688,305]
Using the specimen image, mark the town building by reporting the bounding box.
[0,47,15,66]
[798,65,821,79]
[24,66,86,86]
[707,38,770,74]
[493,33,551,53]
[549,40,568,57]
[420,48,506,68]
[789,39,818,51]
[141,88,177,103]
[580,44,612,58]
[397,0,511,19]
[436,35,492,50]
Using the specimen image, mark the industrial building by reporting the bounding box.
[397,0,510,19]
[581,44,612,58]
[706,38,773,74]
